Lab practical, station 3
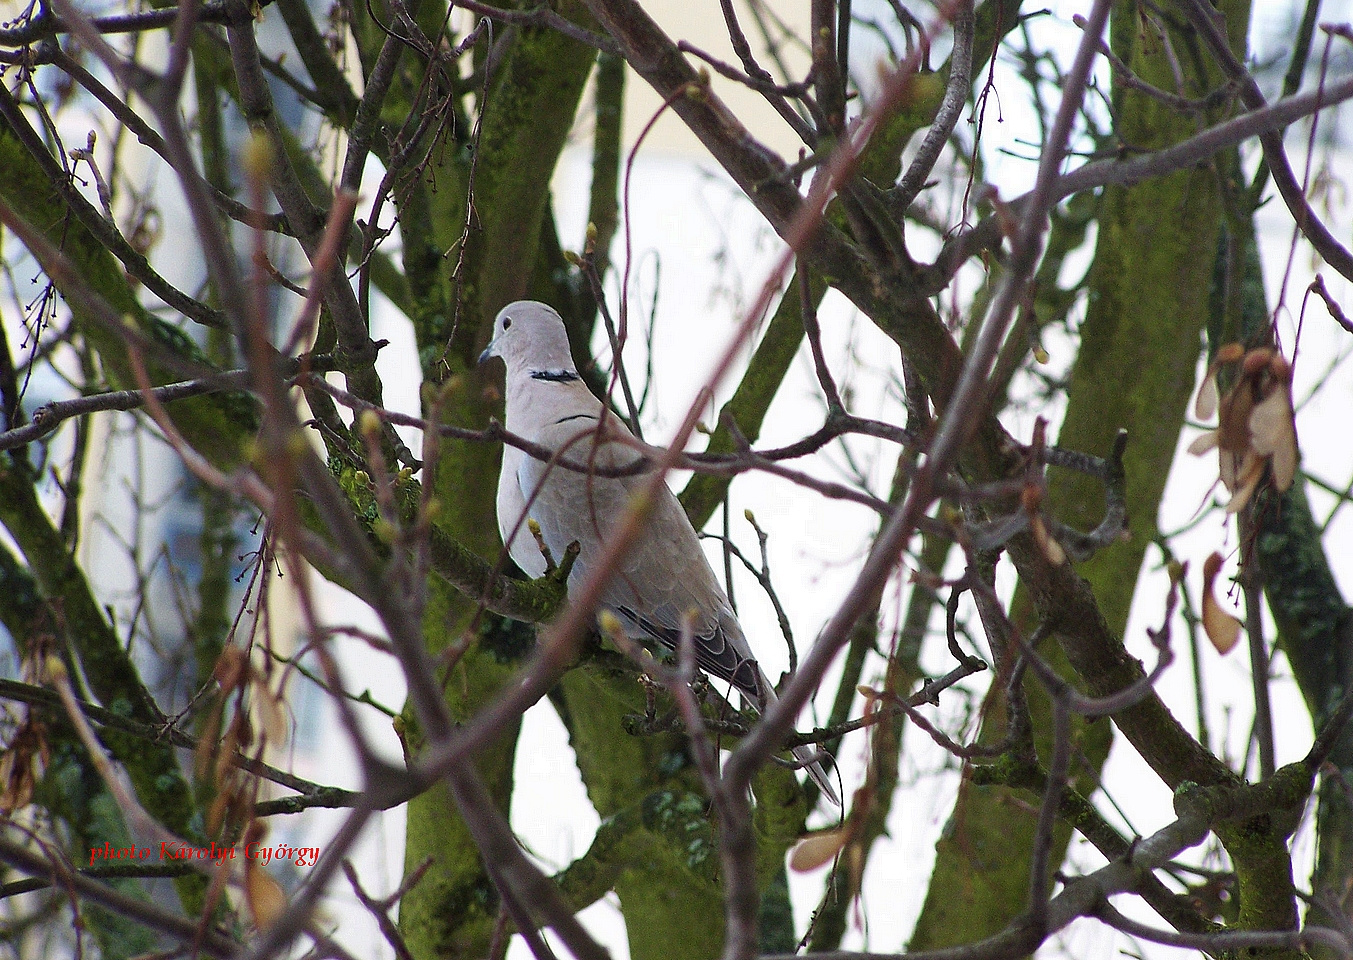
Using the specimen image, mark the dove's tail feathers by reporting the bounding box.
[612,605,840,805]
[792,744,840,806]
[752,666,840,807]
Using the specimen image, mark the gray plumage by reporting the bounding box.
[480,300,838,805]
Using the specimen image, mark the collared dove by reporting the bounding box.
[479,300,838,805]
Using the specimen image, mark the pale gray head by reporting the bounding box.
[478,301,578,376]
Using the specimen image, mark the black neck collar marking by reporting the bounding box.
[530,369,581,382]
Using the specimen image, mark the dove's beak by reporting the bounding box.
[477,338,499,366]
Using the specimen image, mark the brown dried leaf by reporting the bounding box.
[1242,347,1274,376]
[245,862,288,929]
[1201,553,1242,655]
[1270,433,1297,493]
[1195,372,1219,420]
[1196,344,1245,420]
[789,828,849,872]
[0,750,34,813]
[216,721,243,787]
[1224,453,1265,514]
[213,647,247,692]
[1248,388,1297,492]
[206,788,232,837]
[0,720,47,814]
[1187,430,1219,456]
[1219,449,1239,493]
[257,685,288,747]
[1195,345,1298,509]
[1216,381,1255,453]
[846,839,865,897]
[195,703,223,779]
[1031,514,1066,566]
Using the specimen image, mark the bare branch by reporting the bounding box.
[726,0,1116,806]
[1175,0,1353,281]
[894,0,974,208]
[449,0,622,56]
[0,371,249,451]
[0,0,258,47]
[1096,901,1351,958]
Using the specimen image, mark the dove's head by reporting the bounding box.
[478,301,577,375]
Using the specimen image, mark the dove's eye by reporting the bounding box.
[502,317,513,330]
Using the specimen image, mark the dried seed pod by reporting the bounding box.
[1189,345,1299,512]
[789,827,850,872]
[1201,553,1242,655]
[245,860,288,929]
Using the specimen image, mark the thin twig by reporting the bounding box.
[894,0,974,208]
[1071,13,1239,114]
[736,0,1114,798]
[0,0,254,46]
[0,372,249,451]
[1096,901,1351,958]
[1175,0,1353,282]
[1241,539,1277,781]
[447,0,620,55]
[1309,274,1353,335]
[799,261,843,411]
[0,676,351,804]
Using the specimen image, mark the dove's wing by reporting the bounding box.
[496,439,547,578]
[519,409,838,803]
[514,411,741,657]
[519,410,766,698]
